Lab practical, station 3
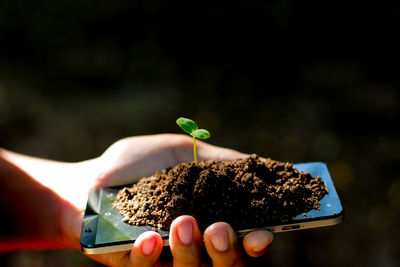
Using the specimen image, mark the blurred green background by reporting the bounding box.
[0,1,399,266]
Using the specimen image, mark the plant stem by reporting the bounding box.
[193,136,198,166]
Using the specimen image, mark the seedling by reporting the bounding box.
[176,117,211,166]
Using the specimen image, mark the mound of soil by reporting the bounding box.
[113,155,328,231]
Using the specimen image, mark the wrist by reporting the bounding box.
[0,149,101,250]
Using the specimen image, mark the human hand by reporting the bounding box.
[92,215,273,267]
[0,133,273,261]
[87,134,273,266]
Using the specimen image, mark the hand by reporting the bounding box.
[125,215,273,267]
[88,134,274,266]
[0,134,273,265]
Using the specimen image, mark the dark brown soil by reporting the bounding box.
[113,155,328,231]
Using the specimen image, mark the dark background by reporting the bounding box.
[0,1,399,266]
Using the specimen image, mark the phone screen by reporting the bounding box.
[81,162,343,254]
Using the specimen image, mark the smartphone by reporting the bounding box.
[81,162,343,254]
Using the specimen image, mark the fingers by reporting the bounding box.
[163,134,247,163]
[196,141,248,162]
[203,222,244,267]
[243,230,274,257]
[169,215,203,267]
[130,231,163,267]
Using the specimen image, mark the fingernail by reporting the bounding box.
[141,237,156,256]
[253,242,267,252]
[210,229,229,252]
[177,221,193,245]
[251,231,273,252]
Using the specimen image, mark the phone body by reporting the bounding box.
[81,162,343,254]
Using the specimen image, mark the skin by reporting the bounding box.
[0,134,274,266]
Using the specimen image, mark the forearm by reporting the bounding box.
[0,149,98,250]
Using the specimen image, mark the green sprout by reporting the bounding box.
[176,117,211,166]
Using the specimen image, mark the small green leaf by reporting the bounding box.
[176,117,198,134]
[191,129,211,140]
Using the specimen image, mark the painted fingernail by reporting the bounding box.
[210,229,229,252]
[177,221,193,245]
[141,237,156,256]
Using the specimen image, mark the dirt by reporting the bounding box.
[113,155,328,231]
